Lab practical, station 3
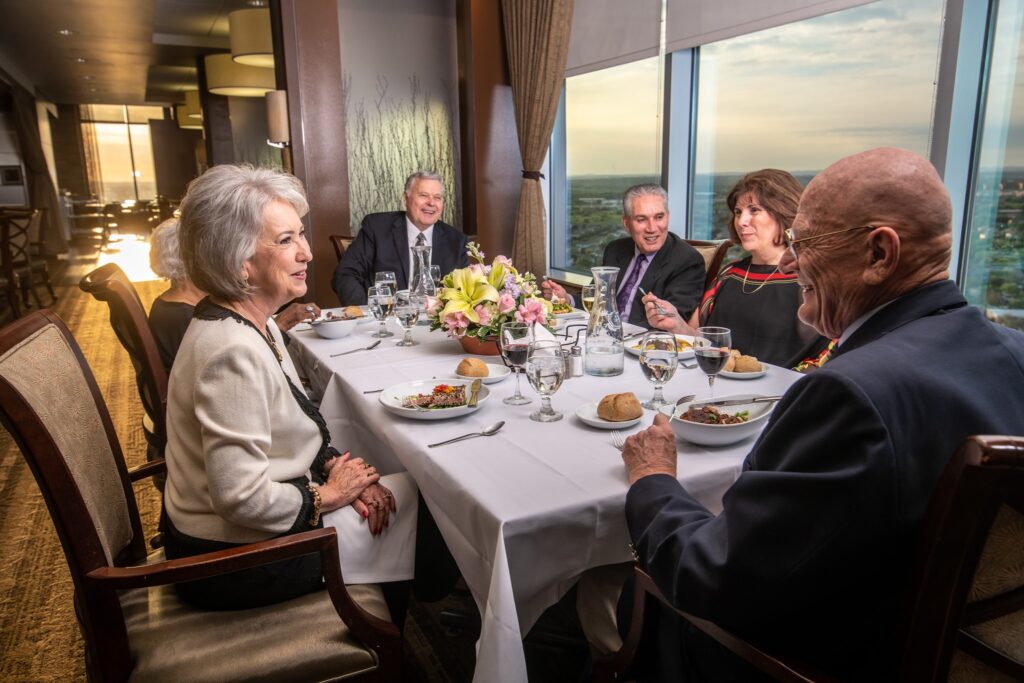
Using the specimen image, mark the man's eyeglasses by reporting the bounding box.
[783,225,875,261]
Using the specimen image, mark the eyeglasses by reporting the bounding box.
[783,225,875,261]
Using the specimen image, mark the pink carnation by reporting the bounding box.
[474,304,493,327]
[443,311,471,336]
[514,298,547,325]
[497,293,517,314]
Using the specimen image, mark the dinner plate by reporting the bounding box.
[379,379,490,421]
[294,306,374,331]
[625,334,695,360]
[575,402,643,430]
[455,363,511,384]
[719,367,768,380]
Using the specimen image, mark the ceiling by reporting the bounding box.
[0,0,267,106]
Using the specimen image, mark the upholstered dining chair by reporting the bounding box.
[685,238,733,291]
[0,310,402,683]
[330,234,354,263]
[79,263,168,471]
[0,208,57,309]
[595,434,1024,683]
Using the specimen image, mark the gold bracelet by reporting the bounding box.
[307,484,322,527]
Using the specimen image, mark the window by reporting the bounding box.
[557,57,663,275]
[80,105,164,202]
[961,0,1024,331]
[691,0,946,240]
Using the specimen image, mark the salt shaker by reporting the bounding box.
[570,345,583,377]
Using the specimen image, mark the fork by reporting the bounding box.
[331,340,382,357]
[611,431,626,450]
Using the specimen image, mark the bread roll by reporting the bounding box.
[734,355,762,373]
[723,349,741,372]
[456,357,489,377]
[597,392,643,422]
[343,305,364,318]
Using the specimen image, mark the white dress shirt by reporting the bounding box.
[406,218,435,281]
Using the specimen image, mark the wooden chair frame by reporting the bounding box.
[685,238,733,291]
[597,435,1024,682]
[330,234,354,263]
[79,263,168,463]
[0,311,401,682]
[0,207,57,309]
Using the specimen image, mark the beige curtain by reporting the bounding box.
[501,0,574,277]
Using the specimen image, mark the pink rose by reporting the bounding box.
[474,304,493,327]
[514,298,547,325]
[497,293,517,314]
[493,255,513,267]
[468,263,486,276]
[425,295,442,316]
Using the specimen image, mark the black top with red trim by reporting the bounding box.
[699,257,827,366]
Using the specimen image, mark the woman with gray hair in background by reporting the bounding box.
[163,164,417,621]
[149,217,321,373]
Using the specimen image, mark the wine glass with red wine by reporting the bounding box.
[694,326,732,399]
[500,322,533,405]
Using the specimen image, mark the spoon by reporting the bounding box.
[669,394,696,421]
[427,421,505,448]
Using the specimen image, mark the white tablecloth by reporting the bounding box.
[289,320,801,683]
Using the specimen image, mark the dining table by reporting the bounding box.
[287,314,802,683]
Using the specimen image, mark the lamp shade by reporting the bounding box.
[266,90,290,145]
[184,90,203,120]
[175,105,203,130]
[229,8,274,68]
[204,53,275,97]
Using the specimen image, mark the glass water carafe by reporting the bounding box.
[585,266,624,376]
[410,244,436,297]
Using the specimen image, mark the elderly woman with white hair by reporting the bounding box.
[163,165,417,619]
[149,217,321,373]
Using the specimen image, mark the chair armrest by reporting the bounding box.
[596,567,837,683]
[86,526,400,652]
[128,458,166,482]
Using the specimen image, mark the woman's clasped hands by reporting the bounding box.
[320,452,395,536]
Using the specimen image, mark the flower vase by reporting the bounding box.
[458,334,501,356]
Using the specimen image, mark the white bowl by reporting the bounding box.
[310,317,358,339]
[657,393,776,447]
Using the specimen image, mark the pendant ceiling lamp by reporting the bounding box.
[184,90,203,120]
[204,53,275,97]
[265,90,289,147]
[175,105,203,130]
[229,8,274,68]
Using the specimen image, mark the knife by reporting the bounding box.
[467,378,483,407]
[688,395,783,409]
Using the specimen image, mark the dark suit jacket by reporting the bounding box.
[331,211,469,305]
[602,232,705,328]
[624,280,1024,681]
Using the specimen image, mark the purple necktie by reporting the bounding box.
[616,253,647,315]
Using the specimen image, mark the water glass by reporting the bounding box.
[429,265,442,288]
[499,322,532,406]
[394,290,422,347]
[374,271,397,295]
[526,340,565,422]
[694,326,732,398]
[367,285,394,338]
[638,331,678,409]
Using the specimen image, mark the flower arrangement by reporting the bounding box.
[426,242,553,341]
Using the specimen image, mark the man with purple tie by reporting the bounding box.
[543,184,705,328]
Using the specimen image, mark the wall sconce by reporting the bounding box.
[204,53,275,97]
[175,105,203,130]
[229,8,274,68]
[184,90,203,120]
[266,90,290,148]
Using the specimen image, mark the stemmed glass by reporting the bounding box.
[580,284,596,314]
[694,326,731,398]
[499,322,532,405]
[367,285,394,338]
[429,265,442,289]
[525,340,565,422]
[638,331,678,409]
[374,271,397,295]
[394,290,422,347]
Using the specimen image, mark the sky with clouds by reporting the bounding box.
[566,0,1022,176]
